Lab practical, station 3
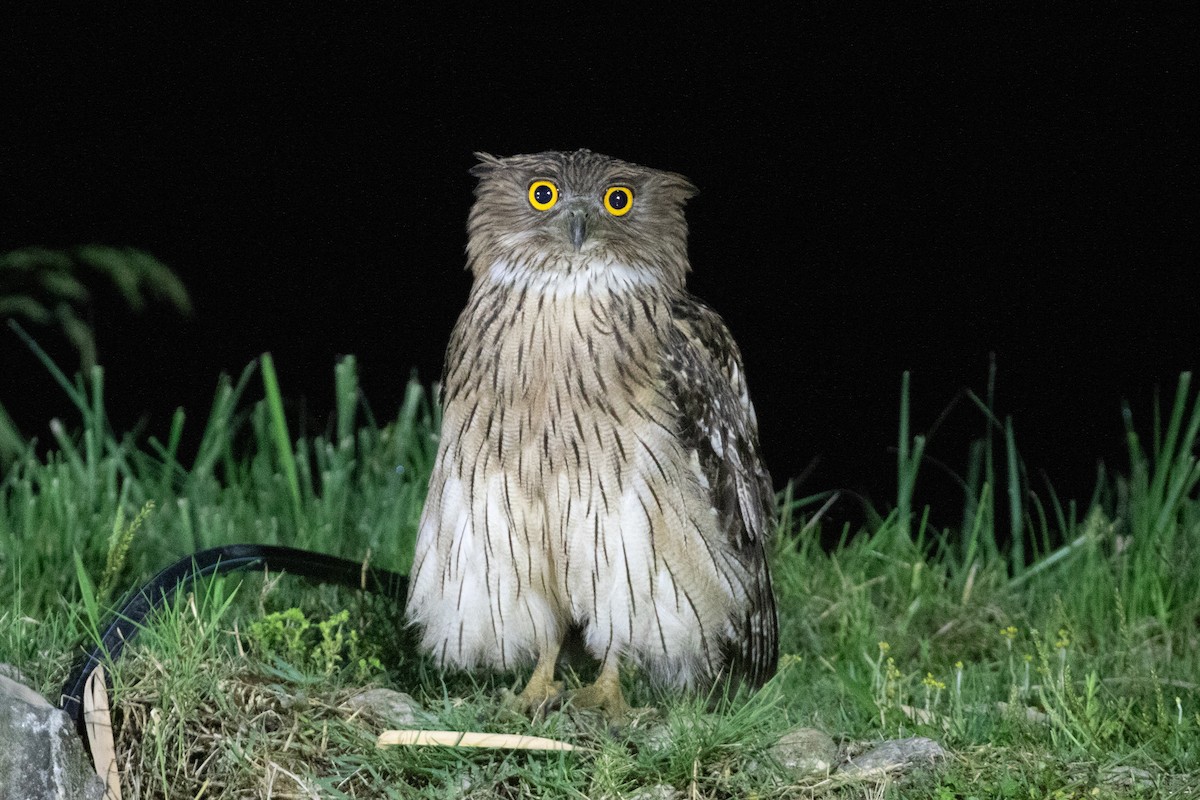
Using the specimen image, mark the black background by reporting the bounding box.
[4,8,1196,530]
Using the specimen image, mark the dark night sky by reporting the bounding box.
[3,8,1196,529]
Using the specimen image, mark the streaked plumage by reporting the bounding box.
[405,149,777,714]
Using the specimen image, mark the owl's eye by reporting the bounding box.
[528,180,559,211]
[603,186,634,216]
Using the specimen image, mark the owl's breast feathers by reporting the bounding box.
[431,272,778,687]
[663,296,779,687]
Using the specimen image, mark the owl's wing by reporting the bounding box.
[665,296,779,688]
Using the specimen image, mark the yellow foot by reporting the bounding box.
[502,671,564,716]
[567,674,639,724]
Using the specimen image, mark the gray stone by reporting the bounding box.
[771,727,839,776]
[0,674,52,709]
[0,665,36,688]
[0,671,106,800]
[345,687,425,727]
[839,736,946,776]
[1101,765,1156,791]
[620,785,682,800]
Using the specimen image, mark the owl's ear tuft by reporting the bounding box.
[470,152,504,179]
[666,172,699,203]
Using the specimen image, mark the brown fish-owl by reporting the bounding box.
[405,149,778,716]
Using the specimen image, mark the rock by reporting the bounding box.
[639,714,700,753]
[771,727,839,776]
[839,736,946,776]
[0,668,106,800]
[345,688,424,727]
[0,674,52,709]
[621,785,682,800]
[1101,765,1156,791]
[0,664,36,687]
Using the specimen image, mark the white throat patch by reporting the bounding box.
[486,259,658,299]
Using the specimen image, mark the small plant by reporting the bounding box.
[922,671,946,716]
[99,500,155,602]
[247,607,312,664]
[247,607,384,683]
[871,640,907,726]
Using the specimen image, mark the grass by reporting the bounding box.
[1,349,1198,798]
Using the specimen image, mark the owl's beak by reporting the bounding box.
[567,209,589,251]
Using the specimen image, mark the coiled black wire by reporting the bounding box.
[59,544,408,749]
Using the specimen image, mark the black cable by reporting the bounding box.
[59,544,408,743]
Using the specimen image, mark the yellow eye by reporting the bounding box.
[603,186,634,216]
[528,180,558,211]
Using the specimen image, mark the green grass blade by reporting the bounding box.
[72,549,102,643]
[897,371,925,543]
[0,400,27,461]
[7,318,89,413]
[335,355,358,450]
[260,352,303,530]
[1005,415,1024,574]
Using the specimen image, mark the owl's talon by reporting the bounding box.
[503,658,564,716]
[566,667,647,725]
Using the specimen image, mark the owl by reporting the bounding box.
[405,149,778,718]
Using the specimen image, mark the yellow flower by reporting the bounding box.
[779,653,804,669]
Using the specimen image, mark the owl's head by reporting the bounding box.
[465,149,697,289]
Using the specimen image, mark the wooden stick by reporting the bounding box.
[377,729,575,751]
[84,665,122,799]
